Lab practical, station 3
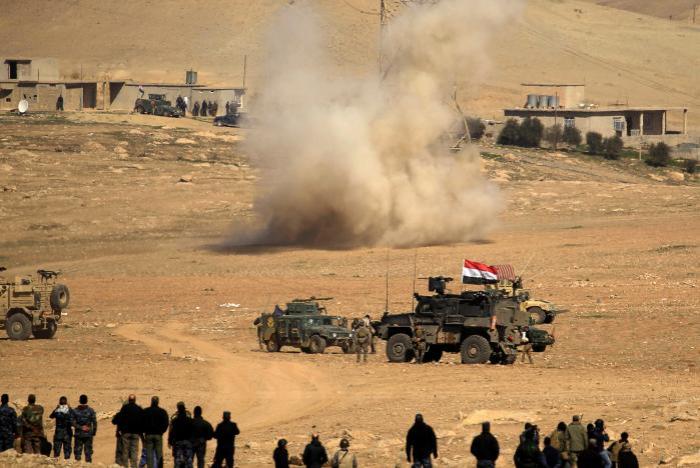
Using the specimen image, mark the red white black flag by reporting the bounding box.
[462,259,498,285]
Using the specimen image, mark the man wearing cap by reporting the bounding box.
[566,415,588,466]
[212,411,239,468]
[470,422,500,468]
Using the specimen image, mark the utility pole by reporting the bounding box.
[693,4,697,24]
[379,0,387,75]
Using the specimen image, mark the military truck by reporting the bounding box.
[375,276,555,365]
[255,298,355,354]
[488,277,564,324]
[0,268,70,340]
[134,94,182,117]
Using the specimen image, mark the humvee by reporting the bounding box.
[255,298,355,354]
[134,94,182,117]
[488,277,564,324]
[376,277,555,365]
[0,268,70,340]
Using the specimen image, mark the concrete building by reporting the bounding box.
[504,84,689,146]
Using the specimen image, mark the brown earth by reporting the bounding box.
[0,113,698,467]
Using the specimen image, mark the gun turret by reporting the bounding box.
[428,276,453,295]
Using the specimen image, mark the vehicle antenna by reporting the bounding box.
[411,248,418,310]
[384,248,390,313]
[518,252,536,279]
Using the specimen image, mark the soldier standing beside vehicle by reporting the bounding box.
[72,394,97,463]
[142,396,169,468]
[50,396,73,459]
[20,394,44,454]
[354,323,371,363]
[0,394,18,452]
[191,406,214,468]
[362,314,376,354]
[412,327,427,364]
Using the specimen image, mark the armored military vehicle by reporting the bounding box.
[134,94,182,117]
[255,298,355,354]
[375,276,555,365]
[0,268,70,340]
[488,277,564,324]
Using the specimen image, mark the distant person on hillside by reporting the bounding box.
[0,394,18,453]
[273,438,290,468]
[56,95,64,111]
[212,411,239,468]
[49,396,73,459]
[405,413,438,468]
[470,421,500,468]
[191,406,214,468]
[302,433,328,468]
[72,394,97,463]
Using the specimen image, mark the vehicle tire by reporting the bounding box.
[386,333,413,363]
[460,335,491,364]
[135,106,145,114]
[489,353,501,365]
[532,343,547,353]
[33,321,57,339]
[50,284,70,311]
[308,335,327,354]
[423,347,443,363]
[265,335,279,352]
[544,312,555,324]
[528,307,547,325]
[6,313,32,340]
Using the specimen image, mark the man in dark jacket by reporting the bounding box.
[274,438,290,468]
[72,394,97,463]
[542,437,561,468]
[168,402,194,468]
[50,396,73,459]
[577,440,605,468]
[141,396,169,468]
[0,394,18,452]
[111,394,143,467]
[405,414,438,468]
[201,100,208,117]
[302,433,328,468]
[514,429,545,468]
[470,421,499,468]
[212,411,239,468]
[617,445,639,468]
[191,406,214,468]
[192,101,200,117]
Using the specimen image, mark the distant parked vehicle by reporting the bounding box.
[134,94,182,117]
[213,113,240,127]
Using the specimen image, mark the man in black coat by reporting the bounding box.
[212,411,239,468]
[191,406,214,468]
[470,421,500,468]
[577,439,605,468]
[405,414,438,468]
[168,402,194,468]
[141,396,169,468]
[302,433,327,468]
[111,394,143,467]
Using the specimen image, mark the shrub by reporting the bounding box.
[646,142,671,167]
[602,136,624,160]
[466,118,486,140]
[683,159,697,174]
[562,126,582,146]
[519,117,544,148]
[497,119,520,146]
[586,132,604,155]
[544,124,563,149]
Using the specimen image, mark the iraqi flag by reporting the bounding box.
[462,259,498,285]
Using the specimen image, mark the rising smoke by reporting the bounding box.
[229,0,522,248]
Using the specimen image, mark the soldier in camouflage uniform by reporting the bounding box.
[72,394,97,463]
[354,324,371,363]
[49,396,73,459]
[20,394,44,454]
[412,327,427,364]
[0,394,18,452]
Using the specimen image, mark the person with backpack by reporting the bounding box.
[470,421,500,468]
[514,428,546,468]
[72,394,97,462]
[331,438,357,468]
[49,396,73,459]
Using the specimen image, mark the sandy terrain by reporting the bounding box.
[0,112,698,467]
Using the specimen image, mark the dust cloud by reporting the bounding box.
[230,0,522,249]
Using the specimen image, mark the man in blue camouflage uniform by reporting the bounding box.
[73,394,97,463]
[49,396,73,459]
[0,394,18,452]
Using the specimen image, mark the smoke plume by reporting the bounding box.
[231,0,521,248]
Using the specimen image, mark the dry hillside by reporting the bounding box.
[1,0,698,130]
[582,0,698,22]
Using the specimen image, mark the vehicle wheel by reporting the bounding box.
[265,336,279,352]
[544,312,556,324]
[423,347,443,363]
[386,333,413,363]
[341,342,356,354]
[135,106,145,114]
[532,343,547,353]
[528,307,547,325]
[33,321,57,339]
[50,284,70,311]
[308,335,327,354]
[6,313,32,340]
[300,346,312,354]
[460,335,491,364]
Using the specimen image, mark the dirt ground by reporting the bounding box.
[0,113,698,467]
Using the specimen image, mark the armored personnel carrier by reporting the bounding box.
[375,276,554,365]
[255,298,355,354]
[0,268,70,340]
[134,94,182,117]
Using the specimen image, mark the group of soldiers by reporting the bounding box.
[173,95,238,118]
[0,393,97,462]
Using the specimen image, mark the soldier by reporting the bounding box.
[56,95,64,112]
[112,394,143,467]
[142,396,169,468]
[362,314,376,354]
[192,102,200,117]
[201,100,208,117]
[49,396,73,459]
[566,415,588,466]
[0,394,18,452]
[168,402,194,468]
[412,327,427,364]
[354,323,371,363]
[20,394,44,454]
[330,438,357,468]
[212,411,240,468]
[72,394,97,463]
[191,406,214,468]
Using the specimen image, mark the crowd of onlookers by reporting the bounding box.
[0,392,640,468]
